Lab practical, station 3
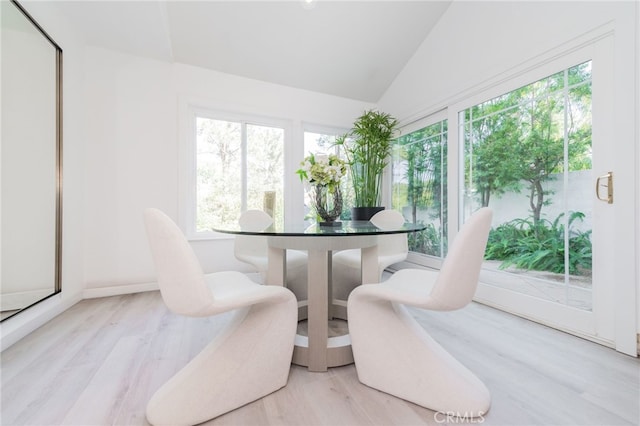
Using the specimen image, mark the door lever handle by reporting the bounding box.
[595,171,613,204]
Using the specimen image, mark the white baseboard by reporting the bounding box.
[82,282,159,299]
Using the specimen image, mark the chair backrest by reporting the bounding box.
[370,209,405,229]
[370,209,409,257]
[427,207,493,311]
[238,209,273,231]
[234,210,273,262]
[143,208,214,316]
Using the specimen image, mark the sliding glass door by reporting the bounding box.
[449,39,621,348]
[393,36,635,353]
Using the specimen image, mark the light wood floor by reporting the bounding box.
[1,290,638,426]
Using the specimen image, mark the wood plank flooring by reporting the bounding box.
[1,290,638,426]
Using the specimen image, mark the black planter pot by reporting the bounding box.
[351,206,385,221]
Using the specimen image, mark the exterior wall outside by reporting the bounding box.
[489,170,593,233]
[408,170,593,233]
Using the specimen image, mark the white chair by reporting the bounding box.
[143,208,297,426]
[347,207,493,417]
[233,209,276,276]
[332,209,408,298]
[234,209,308,296]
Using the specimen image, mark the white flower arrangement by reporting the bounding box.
[296,153,347,192]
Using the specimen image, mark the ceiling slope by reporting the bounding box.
[48,0,451,102]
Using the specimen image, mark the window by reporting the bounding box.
[193,112,285,232]
[392,118,448,258]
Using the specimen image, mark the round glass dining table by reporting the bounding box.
[214,219,425,372]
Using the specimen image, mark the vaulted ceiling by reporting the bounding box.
[47,1,451,102]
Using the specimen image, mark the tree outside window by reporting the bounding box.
[462,61,593,280]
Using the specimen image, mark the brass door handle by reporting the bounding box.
[595,171,613,204]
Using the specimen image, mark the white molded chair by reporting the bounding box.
[143,208,297,426]
[332,209,408,298]
[234,209,308,295]
[233,209,276,276]
[347,207,493,417]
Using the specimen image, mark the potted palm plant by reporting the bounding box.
[335,109,398,220]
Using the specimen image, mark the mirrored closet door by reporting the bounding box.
[1,0,62,320]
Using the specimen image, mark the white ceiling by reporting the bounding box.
[49,1,452,102]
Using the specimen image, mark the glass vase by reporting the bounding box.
[313,185,342,226]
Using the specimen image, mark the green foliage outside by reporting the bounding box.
[392,120,448,256]
[408,222,448,257]
[485,212,592,275]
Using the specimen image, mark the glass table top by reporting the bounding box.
[213,220,426,237]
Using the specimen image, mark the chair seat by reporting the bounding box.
[200,271,295,314]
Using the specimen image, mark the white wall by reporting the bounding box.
[379,1,639,337]
[81,47,374,292]
[1,0,87,350]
